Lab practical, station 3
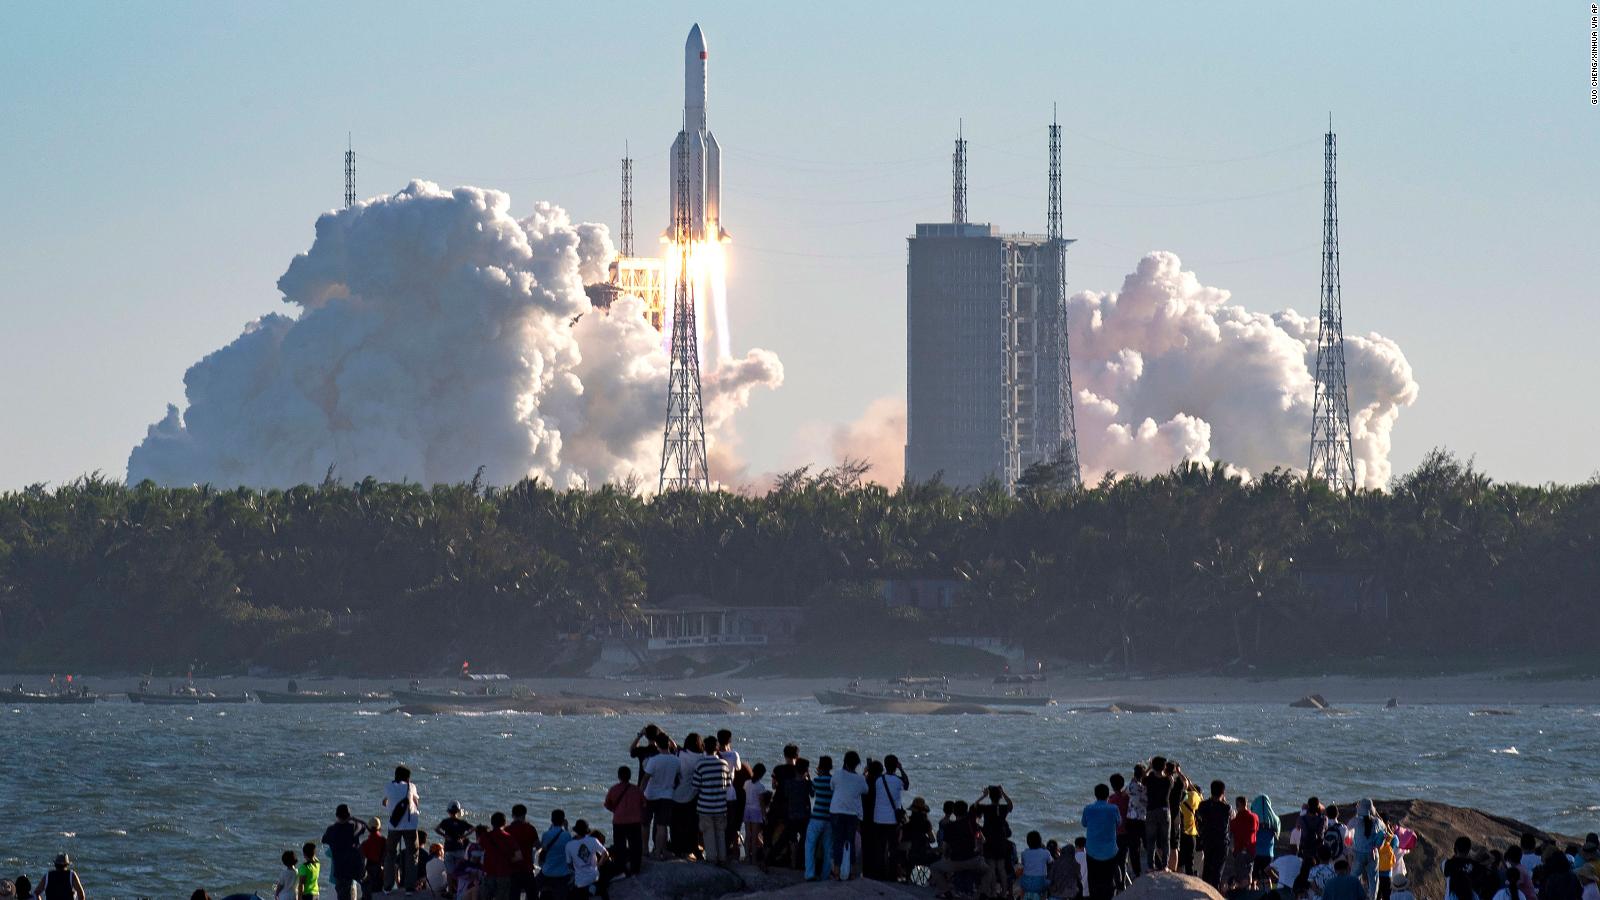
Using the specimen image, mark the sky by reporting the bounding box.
[1,1,1596,490]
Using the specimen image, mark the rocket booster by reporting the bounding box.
[669,24,725,242]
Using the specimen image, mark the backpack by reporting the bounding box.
[1322,824,1344,860]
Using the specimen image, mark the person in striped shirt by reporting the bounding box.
[694,736,735,866]
[805,756,835,881]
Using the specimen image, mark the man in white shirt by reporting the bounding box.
[828,751,869,881]
[640,733,680,859]
[566,819,610,897]
[1271,854,1304,891]
[382,764,422,891]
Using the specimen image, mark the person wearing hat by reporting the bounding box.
[901,797,938,871]
[435,800,474,893]
[1384,872,1413,900]
[359,819,386,898]
[37,855,85,900]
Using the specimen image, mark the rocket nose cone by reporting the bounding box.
[687,23,706,53]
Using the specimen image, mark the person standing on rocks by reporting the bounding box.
[1228,795,1259,891]
[436,800,474,894]
[1108,773,1132,887]
[640,732,680,861]
[672,733,704,859]
[1195,780,1232,888]
[1081,783,1122,900]
[829,750,869,881]
[1142,758,1172,873]
[1124,764,1148,881]
[382,765,422,893]
[975,784,1015,893]
[1251,795,1280,891]
[1349,799,1390,900]
[693,735,734,867]
[507,805,540,900]
[805,756,835,881]
[604,766,647,875]
[319,804,366,900]
[538,809,574,900]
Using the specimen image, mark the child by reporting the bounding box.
[298,842,322,900]
[424,843,448,896]
[274,850,299,900]
[1377,832,1398,900]
[1018,832,1051,900]
[744,763,771,863]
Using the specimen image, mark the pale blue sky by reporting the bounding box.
[1,2,1596,489]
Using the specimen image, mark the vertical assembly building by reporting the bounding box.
[904,223,1073,489]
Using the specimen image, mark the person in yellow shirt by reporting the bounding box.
[1179,782,1202,876]
[1376,835,1397,900]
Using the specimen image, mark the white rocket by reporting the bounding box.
[669,24,725,243]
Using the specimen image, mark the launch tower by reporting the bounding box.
[659,110,710,490]
[1308,119,1356,491]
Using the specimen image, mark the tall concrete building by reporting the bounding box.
[904,222,1073,489]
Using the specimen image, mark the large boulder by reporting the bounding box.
[612,861,809,900]
[1118,872,1224,900]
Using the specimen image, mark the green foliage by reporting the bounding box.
[0,451,1595,673]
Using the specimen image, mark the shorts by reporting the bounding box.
[650,798,675,821]
[1021,874,1049,895]
[744,810,764,824]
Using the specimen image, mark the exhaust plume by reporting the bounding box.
[128,181,781,489]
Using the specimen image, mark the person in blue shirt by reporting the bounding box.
[1081,784,1123,900]
[539,808,574,896]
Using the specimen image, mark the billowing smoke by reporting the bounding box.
[827,251,1417,488]
[128,181,781,489]
[1071,251,1417,487]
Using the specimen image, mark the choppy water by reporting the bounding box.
[4,700,1598,898]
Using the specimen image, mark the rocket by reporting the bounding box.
[669,24,725,243]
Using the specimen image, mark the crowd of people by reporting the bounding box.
[8,727,1600,900]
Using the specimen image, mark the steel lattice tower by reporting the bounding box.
[1047,106,1083,489]
[344,134,355,209]
[1308,119,1356,491]
[659,124,710,491]
[620,145,634,258]
[952,122,967,225]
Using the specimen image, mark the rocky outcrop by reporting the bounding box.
[1118,872,1223,900]
[1289,694,1330,709]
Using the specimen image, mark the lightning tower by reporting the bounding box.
[344,134,355,209]
[659,124,711,491]
[952,122,967,225]
[1308,117,1356,491]
[1047,106,1083,489]
[620,146,634,258]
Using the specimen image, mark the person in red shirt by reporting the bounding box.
[480,811,522,900]
[1108,773,1132,886]
[360,818,387,898]
[604,765,648,876]
[1228,796,1260,890]
[507,804,540,900]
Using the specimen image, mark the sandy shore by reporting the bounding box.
[9,668,1594,706]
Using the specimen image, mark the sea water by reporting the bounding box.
[3,700,1597,897]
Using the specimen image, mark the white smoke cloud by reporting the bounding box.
[819,251,1417,488]
[1071,251,1418,487]
[128,180,781,489]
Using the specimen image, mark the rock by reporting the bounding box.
[1280,799,1579,900]
[725,878,928,900]
[1117,872,1224,900]
[1471,708,1516,716]
[611,859,751,900]
[1072,703,1182,714]
[1290,694,1329,709]
[1385,697,1399,708]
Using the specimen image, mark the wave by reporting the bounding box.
[1491,747,1520,755]
[1207,734,1245,744]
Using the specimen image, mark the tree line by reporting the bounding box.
[0,450,1594,674]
